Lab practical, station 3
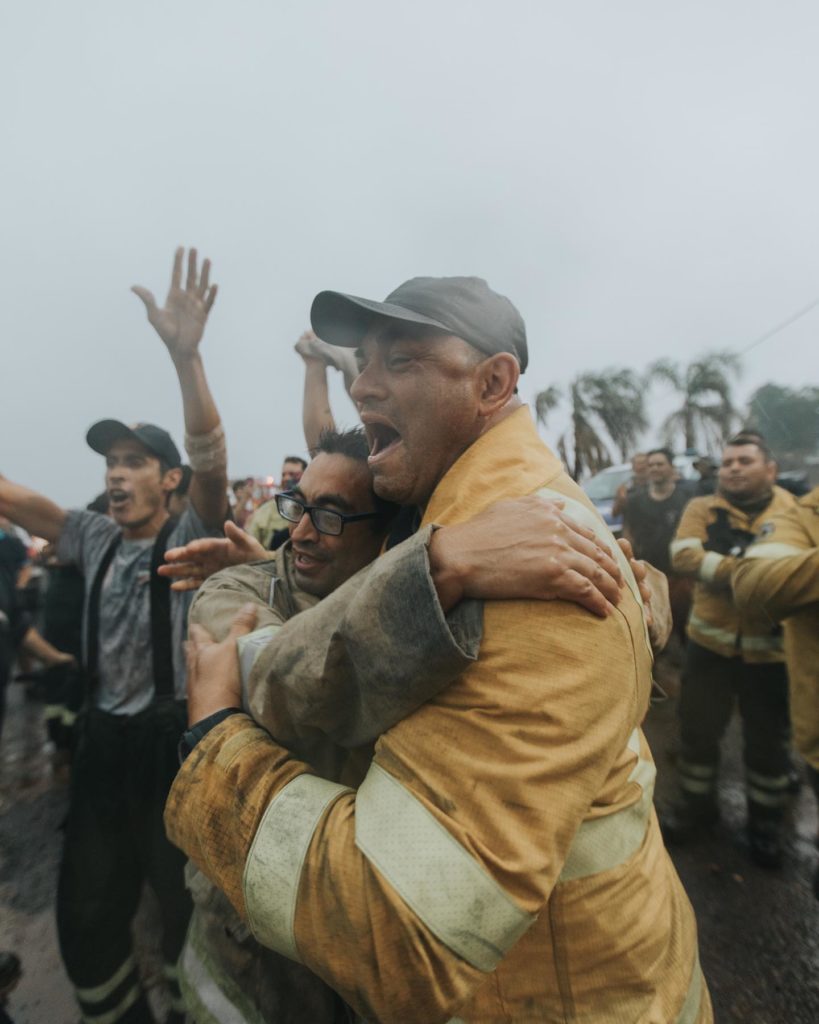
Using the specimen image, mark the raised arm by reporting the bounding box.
[294,330,361,452]
[294,330,336,453]
[132,247,227,529]
[0,476,66,545]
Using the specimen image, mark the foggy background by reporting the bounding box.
[2,0,818,506]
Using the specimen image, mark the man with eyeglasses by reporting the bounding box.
[165,275,707,1024]
[165,423,632,1023]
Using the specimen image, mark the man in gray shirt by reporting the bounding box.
[0,248,228,1024]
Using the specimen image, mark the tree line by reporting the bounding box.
[534,352,819,479]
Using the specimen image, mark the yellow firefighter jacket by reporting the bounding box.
[165,405,710,1024]
[669,487,795,663]
[733,485,819,771]
[179,537,484,1024]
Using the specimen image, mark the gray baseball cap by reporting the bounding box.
[86,420,182,468]
[310,276,528,373]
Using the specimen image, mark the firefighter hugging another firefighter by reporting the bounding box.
[10,258,819,1023]
[159,275,712,1024]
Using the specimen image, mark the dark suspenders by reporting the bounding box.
[85,517,178,704]
[149,517,178,699]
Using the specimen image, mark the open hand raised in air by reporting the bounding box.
[132,247,217,361]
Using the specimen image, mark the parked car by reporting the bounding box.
[582,455,699,536]
[582,464,633,536]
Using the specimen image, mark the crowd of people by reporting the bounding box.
[0,248,816,1024]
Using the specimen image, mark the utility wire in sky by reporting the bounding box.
[737,294,819,355]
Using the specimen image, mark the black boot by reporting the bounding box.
[747,817,784,870]
[0,952,21,997]
[659,796,720,845]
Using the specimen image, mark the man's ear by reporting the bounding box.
[766,459,778,485]
[162,467,183,494]
[476,353,520,416]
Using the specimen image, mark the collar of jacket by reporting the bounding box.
[704,485,794,528]
[422,404,563,528]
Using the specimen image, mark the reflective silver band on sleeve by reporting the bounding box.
[670,537,703,556]
[558,728,656,882]
[688,613,737,648]
[243,774,351,961]
[676,949,705,1024]
[745,542,808,559]
[740,634,784,654]
[237,625,281,705]
[355,762,535,973]
[699,551,725,582]
[180,917,257,1024]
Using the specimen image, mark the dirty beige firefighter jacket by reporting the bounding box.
[166,407,711,1024]
[670,486,795,662]
[178,536,483,1024]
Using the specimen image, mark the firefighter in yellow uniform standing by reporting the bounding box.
[165,276,711,1024]
[733,484,819,896]
[666,434,796,867]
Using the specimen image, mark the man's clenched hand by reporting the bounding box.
[618,538,672,652]
[186,604,257,724]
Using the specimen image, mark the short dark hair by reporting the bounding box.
[312,427,370,462]
[174,464,193,497]
[283,456,308,471]
[232,478,251,493]
[726,433,772,461]
[312,427,400,530]
[647,447,674,465]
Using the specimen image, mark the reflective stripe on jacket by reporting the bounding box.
[670,487,795,662]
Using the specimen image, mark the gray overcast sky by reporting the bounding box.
[2,0,819,506]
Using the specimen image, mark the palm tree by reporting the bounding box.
[575,370,648,464]
[535,370,647,480]
[647,351,742,452]
[534,384,561,428]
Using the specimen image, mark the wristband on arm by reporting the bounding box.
[185,423,227,473]
[178,707,243,763]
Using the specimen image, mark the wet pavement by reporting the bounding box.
[0,682,169,1024]
[1,662,818,1023]
[645,653,819,1023]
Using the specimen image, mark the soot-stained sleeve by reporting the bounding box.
[245,525,484,750]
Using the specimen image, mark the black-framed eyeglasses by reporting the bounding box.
[275,492,383,537]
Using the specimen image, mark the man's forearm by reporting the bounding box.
[173,352,221,437]
[0,476,66,544]
[733,547,819,619]
[174,354,228,527]
[302,359,335,454]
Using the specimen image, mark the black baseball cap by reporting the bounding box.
[310,276,528,373]
[86,420,182,468]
